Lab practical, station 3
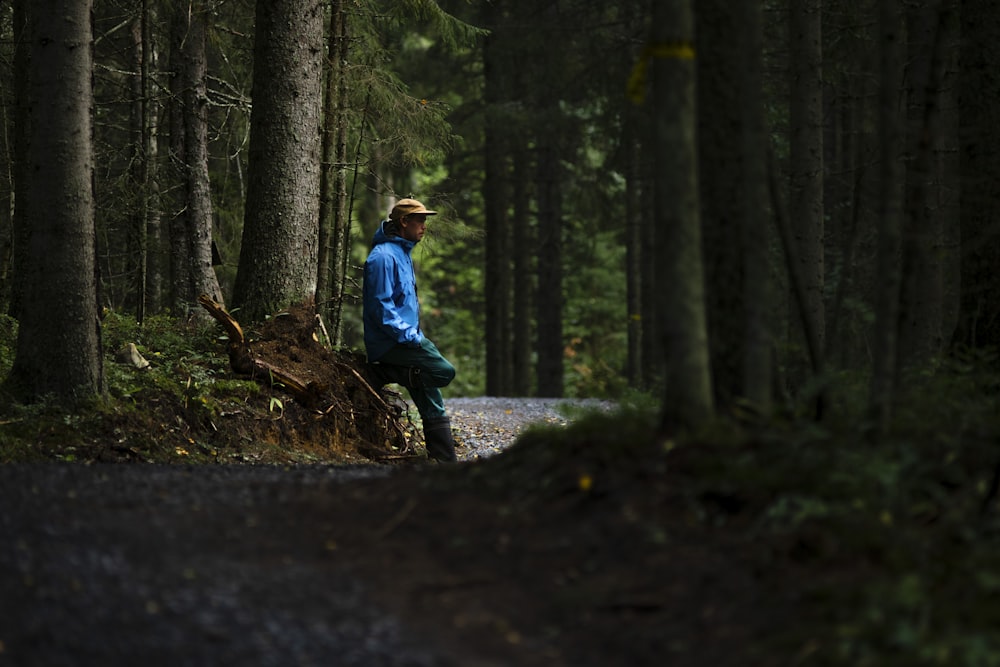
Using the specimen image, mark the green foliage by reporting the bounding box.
[562,223,630,398]
[380,0,488,51]
[666,357,1000,666]
[0,399,89,462]
[412,226,486,396]
[482,357,998,665]
[346,1,482,170]
[1,312,264,463]
[102,311,261,412]
[894,348,1000,439]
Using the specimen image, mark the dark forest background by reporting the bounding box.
[0,0,998,432]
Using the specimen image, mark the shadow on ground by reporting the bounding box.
[0,414,814,667]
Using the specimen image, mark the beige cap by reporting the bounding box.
[389,198,438,220]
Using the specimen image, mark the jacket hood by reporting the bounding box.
[371,220,416,251]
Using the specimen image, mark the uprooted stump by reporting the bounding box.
[197,294,415,461]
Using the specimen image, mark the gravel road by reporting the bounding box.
[444,397,612,460]
[0,465,441,666]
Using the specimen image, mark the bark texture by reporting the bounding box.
[6,0,102,401]
[870,0,906,432]
[232,0,325,322]
[789,0,825,367]
[167,1,223,315]
[653,0,713,430]
[955,0,1000,351]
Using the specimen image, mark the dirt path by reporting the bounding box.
[0,399,780,667]
[0,399,586,666]
[0,463,479,666]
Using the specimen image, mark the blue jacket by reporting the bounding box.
[362,222,423,361]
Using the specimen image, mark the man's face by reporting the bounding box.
[400,214,429,243]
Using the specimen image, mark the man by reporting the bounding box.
[362,198,458,462]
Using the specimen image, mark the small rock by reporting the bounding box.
[115,343,151,370]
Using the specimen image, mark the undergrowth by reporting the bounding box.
[101,311,262,409]
[483,353,1000,666]
[661,352,1000,666]
[0,312,271,463]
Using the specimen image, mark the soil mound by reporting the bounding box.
[201,298,416,462]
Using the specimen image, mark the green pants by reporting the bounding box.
[370,338,455,419]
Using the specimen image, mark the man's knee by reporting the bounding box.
[410,340,455,387]
[438,360,456,386]
[421,360,454,387]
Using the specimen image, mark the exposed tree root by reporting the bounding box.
[197,294,415,460]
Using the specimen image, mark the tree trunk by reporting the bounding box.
[167,6,189,314]
[167,2,223,315]
[232,0,324,322]
[789,0,825,379]
[652,0,713,431]
[0,6,15,313]
[870,0,906,433]
[129,15,147,322]
[899,2,956,367]
[140,0,164,317]
[181,2,223,312]
[317,0,350,344]
[697,0,747,407]
[5,0,102,402]
[938,2,961,344]
[955,0,1000,351]
[535,132,564,398]
[130,3,161,320]
[483,25,513,396]
[640,125,658,391]
[7,0,28,319]
[331,42,355,348]
[511,145,533,396]
[824,29,867,372]
[623,108,644,389]
[738,0,774,411]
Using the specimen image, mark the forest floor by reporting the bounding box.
[2,306,998,665]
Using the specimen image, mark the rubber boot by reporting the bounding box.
[422,415,458,462]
